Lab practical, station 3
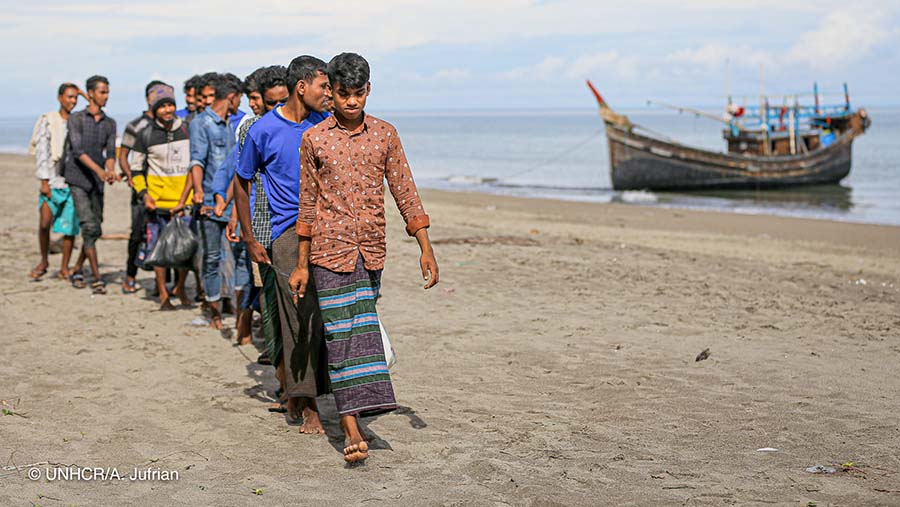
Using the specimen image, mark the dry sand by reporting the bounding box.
[1,152,899,506]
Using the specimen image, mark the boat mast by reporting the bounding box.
[725,58,731,106]
[760,64,769,155]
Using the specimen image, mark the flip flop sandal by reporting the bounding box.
[29,267,48,280]
[267,402,287,413]
[122,279,138,294]
[91,281,107,295]
[257,351,272,365]
[70,271,86,289]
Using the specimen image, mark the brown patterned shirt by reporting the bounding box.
[297,113,429,273]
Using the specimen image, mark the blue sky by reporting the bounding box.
[3,0,899,117]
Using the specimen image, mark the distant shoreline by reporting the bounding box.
[4,151,898,236]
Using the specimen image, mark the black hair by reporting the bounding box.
[183,74,201,93]
[257,65,287,95]
[85,75,109,92]
[57,82,78,96]
[199,72,218,91]
[286,56,327,93]
[326,53,369,91]
[144,80,167,97]
[213,73,243,100]
[243,67,265,96]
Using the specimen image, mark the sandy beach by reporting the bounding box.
[1,151,899,506]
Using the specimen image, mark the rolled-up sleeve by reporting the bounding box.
[384,129,429,236]
[296,132,318,237]
[189,119,209,169]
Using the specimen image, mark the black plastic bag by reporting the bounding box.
[145,217,198,269]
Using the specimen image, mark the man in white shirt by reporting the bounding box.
[29,83,85,280]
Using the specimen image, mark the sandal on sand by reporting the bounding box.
[268,402,287,413]
[257,351,272,365]
[122,279,138,294]
[91,280,107,295]
[29,266,48,280]
[70,271,86,289]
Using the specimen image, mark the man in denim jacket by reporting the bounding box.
[178,73,241,329]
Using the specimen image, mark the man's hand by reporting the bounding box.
[288,265,309,304]
[193,189,205,205]
[143,193,157,211]
[124,175,134,188]
[420,249,439,289]
[225,217,240,243]
[171,203,185,216]
[213,194,226,217]
[104,170,117,184]
[199,205,213,216]
[246,239,272,265]
[40,180,52,199]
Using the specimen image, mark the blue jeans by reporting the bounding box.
[200,217,250,303]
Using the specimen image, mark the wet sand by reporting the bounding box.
[2,152,899,506]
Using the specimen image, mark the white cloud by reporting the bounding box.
[665,44,772,71]
[500,56,566,80]
[786,10,896,69]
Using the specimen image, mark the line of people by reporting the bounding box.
[29,53,439,464]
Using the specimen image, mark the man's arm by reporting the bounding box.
[290,133,320,299]
[118,146,133,185]
[212,145,238,216]
[105,119,118,183]
[34,117,53,197]
[384,128,438,289]
[233,134,270,263]
[188,120,209,205]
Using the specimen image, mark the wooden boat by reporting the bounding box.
[587,81,871,191]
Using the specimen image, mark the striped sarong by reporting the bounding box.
[313,256,396,416]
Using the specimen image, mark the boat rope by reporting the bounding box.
[499,127,605,181]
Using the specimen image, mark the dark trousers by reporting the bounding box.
[70,186,103,250]
[126,194,145,278]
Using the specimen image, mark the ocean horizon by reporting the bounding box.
[4,108,899,226]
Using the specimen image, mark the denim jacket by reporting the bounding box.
[189,108,236,221]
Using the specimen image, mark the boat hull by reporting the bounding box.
[607,125,854,191]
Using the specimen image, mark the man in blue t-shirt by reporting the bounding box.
[234,56,331,434]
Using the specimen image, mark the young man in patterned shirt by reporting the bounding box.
[291,53,439,463]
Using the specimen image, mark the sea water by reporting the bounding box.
[3,109,898,225]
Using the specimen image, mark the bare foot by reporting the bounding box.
[160,298,176,311]
[299,408,325,435]
[344,440,369,463]
[172,286,192,307]
[287,397,326,435]
[209,316,223,330]
[236,309,253,345]
[341,415,369,463]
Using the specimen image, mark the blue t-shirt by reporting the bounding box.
[236,107,329,241]
[230,109,246,130]
[175,108,190,119]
